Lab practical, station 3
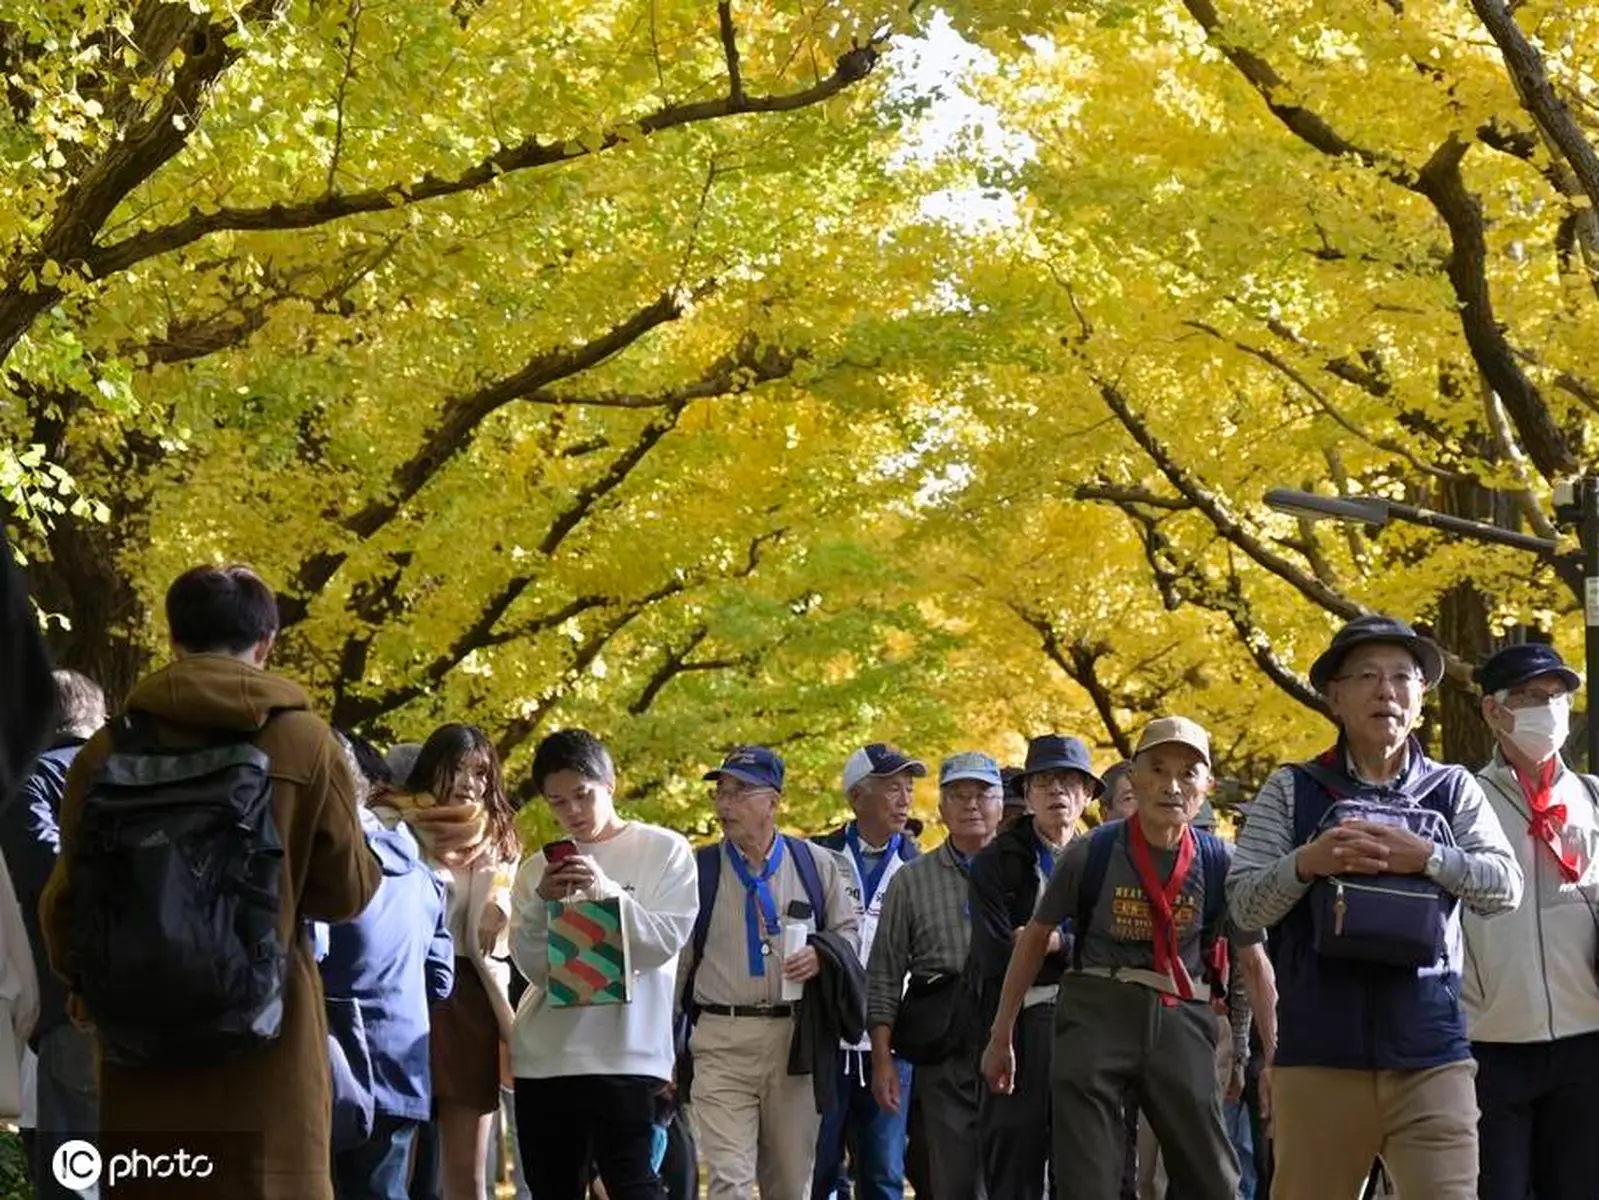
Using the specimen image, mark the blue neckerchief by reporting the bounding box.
[846,824,901,907]
[1036,832,1072,937]
[728,836,785,977]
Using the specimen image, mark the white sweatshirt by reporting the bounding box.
[508,822,698,1081]
[1464,753,1599,1044]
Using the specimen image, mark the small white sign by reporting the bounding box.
[1588,578,1599,626]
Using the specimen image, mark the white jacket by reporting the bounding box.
[0,851,39,1119]
[1463,753,1599,1044]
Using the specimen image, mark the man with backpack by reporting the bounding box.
[809,743,924,1200]
[980,717,1244,1200]
[682,745,858,1200]
[1227,615,1521,1200]
[40,564,382,1200]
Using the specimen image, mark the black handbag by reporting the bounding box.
[891,971,975,1066]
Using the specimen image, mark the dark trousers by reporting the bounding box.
[1051,975,1237,1200]
[980,1002,1054,1199]
[1474,1031,1599,1200]
[515,1074,666,1200]
[1120,1096,1139,1200]
[905,1084,933,1200]
[335,1115,420,1200]
[407,1108,441,1200]
[31,1024,101,1200]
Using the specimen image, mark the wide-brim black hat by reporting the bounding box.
[1309,614,1444,694]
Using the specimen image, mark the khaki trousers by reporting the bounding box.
[1271,1061,1479,1200]
[690,1013,820,1200]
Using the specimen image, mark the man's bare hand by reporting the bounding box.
[1346,821,1433,876]
[1295,825,1390,880]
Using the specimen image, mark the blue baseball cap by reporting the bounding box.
[1022,734,1104,797]
[704,745,785,792]
[1475,644,1582,696]
[938,752,1002,789]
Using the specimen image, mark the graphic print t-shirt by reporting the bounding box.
[1033,821,1258,982]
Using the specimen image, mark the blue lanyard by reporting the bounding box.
[728,837,786,977]
[846,825,901,907]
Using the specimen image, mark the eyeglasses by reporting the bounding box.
[1500,689,1571,710]
[713,780,775,802]
[1332,669,1425,692]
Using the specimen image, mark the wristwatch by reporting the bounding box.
[1423,846,1445,880]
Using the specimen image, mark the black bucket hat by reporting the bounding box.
[1308,614,1444,695]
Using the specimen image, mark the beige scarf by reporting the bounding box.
[385,790,493,871]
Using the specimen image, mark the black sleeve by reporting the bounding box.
[967,849,1016,984]
[0,527,54,806]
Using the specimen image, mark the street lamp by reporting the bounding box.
[1263,488,1561,555]
[1265,484,1597,768]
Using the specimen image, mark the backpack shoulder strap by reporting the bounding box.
[690,844,721,967]
[784,835,829,932]
[1072,822,1121,970]
[1197,831,1229,940]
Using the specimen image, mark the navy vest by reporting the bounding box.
[1273,740,1473,1071]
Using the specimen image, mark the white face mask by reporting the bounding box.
[1505,701,1570,763]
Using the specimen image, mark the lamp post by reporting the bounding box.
[1264,485,1594,768]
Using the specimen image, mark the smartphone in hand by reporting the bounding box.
[543,839,578,866]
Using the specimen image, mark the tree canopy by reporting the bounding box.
[6,0,1599,836]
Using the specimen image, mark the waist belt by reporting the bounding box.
[698,1003,795,1019]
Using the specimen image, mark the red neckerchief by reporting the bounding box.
[1511,757,1581,883]
[1127,818,1197,1007]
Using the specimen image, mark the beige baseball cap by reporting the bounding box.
[1134,716,1211,766]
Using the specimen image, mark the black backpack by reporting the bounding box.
[64,711,289,1067]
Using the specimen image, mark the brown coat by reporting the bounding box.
[40,654,381,1200]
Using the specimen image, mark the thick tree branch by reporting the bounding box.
[1071,483,1191,511]
[1414,137,1577,478]
[1088,369,1365,621]
[1182,1,1578,481]
[717,3,745,109]
[1122,508,1330,716]
[0,0,283,360]
[1009,605,1136,757]
[1468,0,1599,216]
[284,287,698,614]
[1184,320,1450,479]
[331,592,609,728]
[79,39,885,281]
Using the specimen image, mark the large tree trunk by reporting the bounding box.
[1433,580,1497,767]
[30,515,152,709]
[1429,454,1520,767]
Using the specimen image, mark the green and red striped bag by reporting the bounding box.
[546,898,633,1007]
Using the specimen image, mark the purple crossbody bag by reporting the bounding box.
[1308,798,1456,969]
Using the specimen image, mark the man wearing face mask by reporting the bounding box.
[1464,644,1599,1200]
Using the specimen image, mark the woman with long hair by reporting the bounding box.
[376,724,520,1200]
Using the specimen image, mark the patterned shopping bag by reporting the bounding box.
[546,897,632,1007]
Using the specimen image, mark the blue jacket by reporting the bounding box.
[0,739,84,1047]
[315,813,454,1140]
[1274,744,1470,1071]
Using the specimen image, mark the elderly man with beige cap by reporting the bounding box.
[981,716,1247,1200]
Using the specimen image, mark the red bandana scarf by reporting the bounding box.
[1512,758,1581,884]
[1127,818,1197,1005]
